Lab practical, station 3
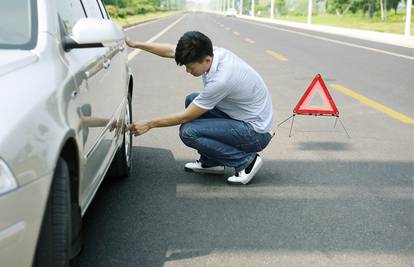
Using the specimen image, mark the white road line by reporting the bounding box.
[240,19,414,61]
[124,19,160,31]
[124,13,181,31]
[127,15,186,61]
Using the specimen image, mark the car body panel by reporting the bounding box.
[0,174,51,267]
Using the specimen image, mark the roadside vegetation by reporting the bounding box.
[249,0,413,34]
[103,0,184,26]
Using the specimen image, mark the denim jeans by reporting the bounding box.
[179,93,272,172]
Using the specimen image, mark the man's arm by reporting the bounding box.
[128,103,207,136]
[125,37,175,58]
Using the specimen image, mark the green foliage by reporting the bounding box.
[104,0,163,17]
[325,0,401,17]
[256,4,268,12]
[327,0,351,14]
[276,0,287,15]
[103,0,128,8]
[387,0,400,14]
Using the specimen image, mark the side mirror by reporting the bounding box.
[63,18,124,51]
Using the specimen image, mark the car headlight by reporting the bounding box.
[0,159,18,195]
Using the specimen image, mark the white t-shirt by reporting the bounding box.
[193,47,273,133]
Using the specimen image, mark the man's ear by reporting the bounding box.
[204,56,212,64]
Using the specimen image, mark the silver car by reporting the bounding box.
[0,0,133,266]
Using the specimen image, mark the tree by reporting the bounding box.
[366,0,376,18]
[387,0,399,14]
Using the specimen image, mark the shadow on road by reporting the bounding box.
[72,146,413,266]
[296,141,352,151]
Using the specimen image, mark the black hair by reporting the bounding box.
[175,31,213,66]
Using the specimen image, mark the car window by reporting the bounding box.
[0,0,37,49]
[56,0,86,34]
[96,0,109,19]
[82,0,104,19]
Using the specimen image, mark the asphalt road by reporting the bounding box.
[73,12,414,266]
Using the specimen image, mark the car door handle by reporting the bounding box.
[103,59,111,69]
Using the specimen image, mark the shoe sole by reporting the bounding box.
[184,166,225,174]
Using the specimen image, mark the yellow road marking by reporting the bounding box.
[331,84,414,125]
[267,49,288,61]
[225,27,231,30]
[245,38,255,44]
[233,31,240,36]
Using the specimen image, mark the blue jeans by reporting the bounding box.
[179,93,272,172]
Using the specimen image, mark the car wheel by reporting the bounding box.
[108,94,132,178]
[34,158,74,267]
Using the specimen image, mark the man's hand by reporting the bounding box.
[128,121,151,136]
[125,36,136,48]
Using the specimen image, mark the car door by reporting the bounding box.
[80,0,127,207]
[56,0,121,210]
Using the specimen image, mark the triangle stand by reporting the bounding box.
[276,114,351,138]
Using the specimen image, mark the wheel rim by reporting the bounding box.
[124,103,132,167]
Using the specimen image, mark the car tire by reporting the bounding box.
[108,94,132,178]
[34,158,74,267]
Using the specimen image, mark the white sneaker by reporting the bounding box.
[227,155,263,185]
[184,160,225,174]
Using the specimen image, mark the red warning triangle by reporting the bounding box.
[293,74,339,116]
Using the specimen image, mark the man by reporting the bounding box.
[126,31,273,185]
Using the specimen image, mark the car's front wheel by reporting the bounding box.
[34,158,76,266]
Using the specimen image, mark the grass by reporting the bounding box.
[262,12,414,35]
[112,11,180,27]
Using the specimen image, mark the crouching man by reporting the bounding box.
[126,31,274,184]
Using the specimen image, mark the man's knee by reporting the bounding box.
[185,93,199,108]
[179,123,192,145]
[179,122,199,146]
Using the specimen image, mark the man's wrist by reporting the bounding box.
[147,120,155,129]
[130,41,137,48]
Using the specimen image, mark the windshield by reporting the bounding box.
[0,0,37,49]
